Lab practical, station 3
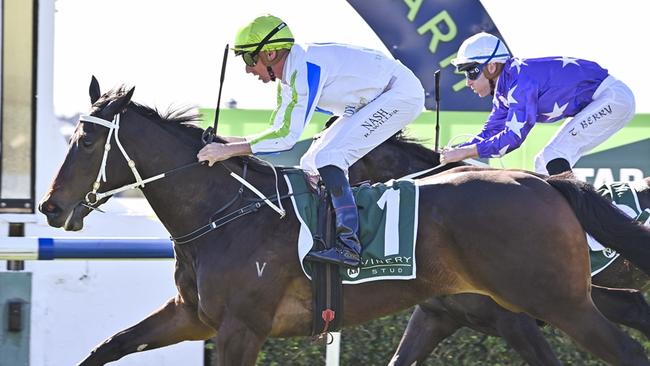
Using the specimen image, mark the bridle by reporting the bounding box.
[78,113,286,220]
[80,114,150,206]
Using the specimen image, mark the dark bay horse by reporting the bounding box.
[351,133,650,366]
[39,79,650,365]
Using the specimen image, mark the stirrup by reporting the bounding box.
[307,247,361,268]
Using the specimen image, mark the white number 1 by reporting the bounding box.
[377,189,400,256]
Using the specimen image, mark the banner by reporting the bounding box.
[575,139,650,186]
[348,0,508,111]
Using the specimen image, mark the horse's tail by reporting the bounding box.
[546,174,650,277]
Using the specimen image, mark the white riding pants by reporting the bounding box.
[300,65,425,174]
[534,75,636,174]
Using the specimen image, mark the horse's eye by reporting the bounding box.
[81,136,94,148]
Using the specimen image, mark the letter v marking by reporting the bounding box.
[256,261,267,277]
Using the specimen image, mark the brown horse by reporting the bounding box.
[39,79,650,365]
[350,132,650,365]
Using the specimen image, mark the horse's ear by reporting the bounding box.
[106,86,135,116]
[123,86,135,104]
[89,75,101,104]
[121,86,135,109]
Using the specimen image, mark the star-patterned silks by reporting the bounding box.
[505,113,526,138]
[554,56,580,68]
[542,102,569,120]
[473,55,610,159]
[491,145,510,158]
[507,85,518,105]
[510,58,528,73]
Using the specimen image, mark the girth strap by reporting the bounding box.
[172,201,264,244]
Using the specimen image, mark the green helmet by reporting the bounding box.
[233,15,294,55]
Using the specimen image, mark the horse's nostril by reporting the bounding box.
[39,201,61,215]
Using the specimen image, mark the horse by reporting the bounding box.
[38,78,650,365]
[350,132,650,365]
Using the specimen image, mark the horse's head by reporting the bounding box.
[39,76,135,230]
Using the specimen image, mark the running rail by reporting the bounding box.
[0,237,173,260]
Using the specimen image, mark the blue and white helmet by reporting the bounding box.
[451,32,510,69]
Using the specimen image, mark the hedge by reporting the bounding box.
[239,305,649,365]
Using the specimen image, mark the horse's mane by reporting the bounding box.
[388,131,439,164]
[94,86,213,151]
[130,103,205,148]
[95,86,200,124]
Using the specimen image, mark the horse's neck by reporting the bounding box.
[119,115,285,239]
[118,118,242,238]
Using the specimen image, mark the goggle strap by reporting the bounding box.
[235,38,295,52]
[482,40,501,66]
[239,22,292,62]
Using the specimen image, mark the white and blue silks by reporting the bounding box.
[244,43,425,174]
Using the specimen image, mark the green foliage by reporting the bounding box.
[256,337,325,366]
[251,306,650,365]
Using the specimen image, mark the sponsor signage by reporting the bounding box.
[348,0,508,111]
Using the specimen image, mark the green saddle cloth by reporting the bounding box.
[284,171,419,284]
[590,181,650,275]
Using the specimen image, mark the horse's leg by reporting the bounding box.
[592,284,650,339]
[494,312,561,366]
[443,294,560,366]
[78,296,215,366]
[391,295,561,366]
[542,300,650,366]
[214,316,267,366]
[388,304,461,366]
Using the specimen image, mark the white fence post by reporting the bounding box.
[325,331,341,366]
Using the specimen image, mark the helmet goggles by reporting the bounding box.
[457,39,505,80]
[459,63,483,81]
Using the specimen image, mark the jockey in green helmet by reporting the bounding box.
[198,15,425,268]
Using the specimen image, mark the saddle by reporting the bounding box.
[284,170,420,336]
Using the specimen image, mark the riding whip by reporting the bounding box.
[202,43,229,145]
[433,69,441,152]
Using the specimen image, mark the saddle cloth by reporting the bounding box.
[283,171,419,284]
[588,181,650,275]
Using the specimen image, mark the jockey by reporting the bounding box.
[196,15,425,268]
[440,32,636,175]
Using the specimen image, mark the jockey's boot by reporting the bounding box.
[546,158,574,177]
[306,166,362,268]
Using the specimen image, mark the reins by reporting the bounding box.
[172,161,297,245]
[399,133,491,180]
[172,188,301,244]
